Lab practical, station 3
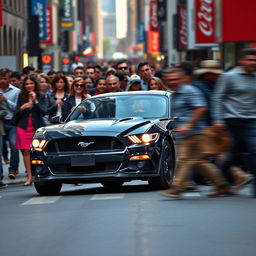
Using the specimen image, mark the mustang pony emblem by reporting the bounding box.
[77,141,94,148]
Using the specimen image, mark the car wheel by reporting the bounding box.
[148,141,174,189]
[101,180,124,189]
[34,181,62,195]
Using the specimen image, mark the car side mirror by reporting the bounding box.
[166,117,178,130]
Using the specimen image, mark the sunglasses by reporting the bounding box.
[74,83,85,88]
[118,66,128,70]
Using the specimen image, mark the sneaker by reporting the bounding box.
[8,172,16,179]
[234,175,254,190]
[208,186,232,197]
[0,181,8,189]
[157,189,182,198]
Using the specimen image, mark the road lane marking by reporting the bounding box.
[90,193,125,200]
[22,196,62,205]
[183,192,201,197]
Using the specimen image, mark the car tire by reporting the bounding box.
[101,181,124,189]
[148,140,174,189]
[34,181,62,195]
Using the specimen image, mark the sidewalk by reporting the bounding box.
[2,153,27,185]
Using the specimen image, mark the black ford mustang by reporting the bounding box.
[31,91,176,195]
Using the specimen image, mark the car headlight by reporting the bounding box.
[127,133,159,144]
[32,139,48,151]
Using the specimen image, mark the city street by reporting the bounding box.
[1,181,256,256]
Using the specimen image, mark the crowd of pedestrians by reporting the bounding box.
[0,48,255,198]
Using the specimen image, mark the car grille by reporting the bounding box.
[50,162,121,174]
[46,136,125,153]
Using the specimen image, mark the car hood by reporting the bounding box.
[35,118,153,140]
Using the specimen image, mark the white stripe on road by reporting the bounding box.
[183,192,201,197]
[22,196,62,205]
[90,193,125,200]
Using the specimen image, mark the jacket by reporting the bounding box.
[13,95,47,130]
[47,92,70,122]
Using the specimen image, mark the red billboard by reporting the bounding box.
[178,4,187,51]
[195,0,215,44]
[148,0,159,54]
[222,0,256,42]
[0,0,3,27]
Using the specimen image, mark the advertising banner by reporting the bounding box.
[41,54,53,74]
[40,7,53,44]
[178,4,187,51]
[195,0,215,44]
[148,0,159,54]
[138,22,144,44]
[222,0,256,42]
[31,0,47,41]
[61,0,74,31]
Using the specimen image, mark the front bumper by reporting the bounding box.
[31,144,161,184]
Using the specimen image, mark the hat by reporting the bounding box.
[129,74,141,85]
[194,60,223,75]
[106,67,116,76]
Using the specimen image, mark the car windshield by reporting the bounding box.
[67,94,169,121]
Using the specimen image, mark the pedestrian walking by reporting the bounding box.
[126,74,143,91]
[148,76,167,91]
[137,62,153,90]
[159,67,230,198]
[212,48,256,197]
[67,77,91,112]
[0,68,20,180]
[48,74,70,123]
[12,75,46,186]
[0,100,7,188]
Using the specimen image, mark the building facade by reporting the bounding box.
[0,0,28,71]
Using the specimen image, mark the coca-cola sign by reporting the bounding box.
[148,0,159,54]
[149,0,159,31]
[195,0,215,44]
[178,4,187,50]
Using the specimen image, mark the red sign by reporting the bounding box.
[195,0,215,44]
[62,58,69,64]
[42,55,52,64]
[0,0,3,27]
[178,4,187,51]
[90,32,95,45]
[40,7,53,44]
[222,0,256,42]
[148,0,159,54]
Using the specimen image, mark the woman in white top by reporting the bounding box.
[67,77,91,112]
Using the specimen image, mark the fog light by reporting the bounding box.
[136,161,145,168]
[32,160,44,165]
[129,155,150,161]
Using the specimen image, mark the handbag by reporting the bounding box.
[201,127,231,156]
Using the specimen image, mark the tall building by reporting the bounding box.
[0,0,28,71]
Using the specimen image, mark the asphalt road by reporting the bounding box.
[1,181,256,256]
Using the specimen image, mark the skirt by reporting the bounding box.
[16,116,35,150]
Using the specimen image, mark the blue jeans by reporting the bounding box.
[4,123,19,173]
[222,119,256,181]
